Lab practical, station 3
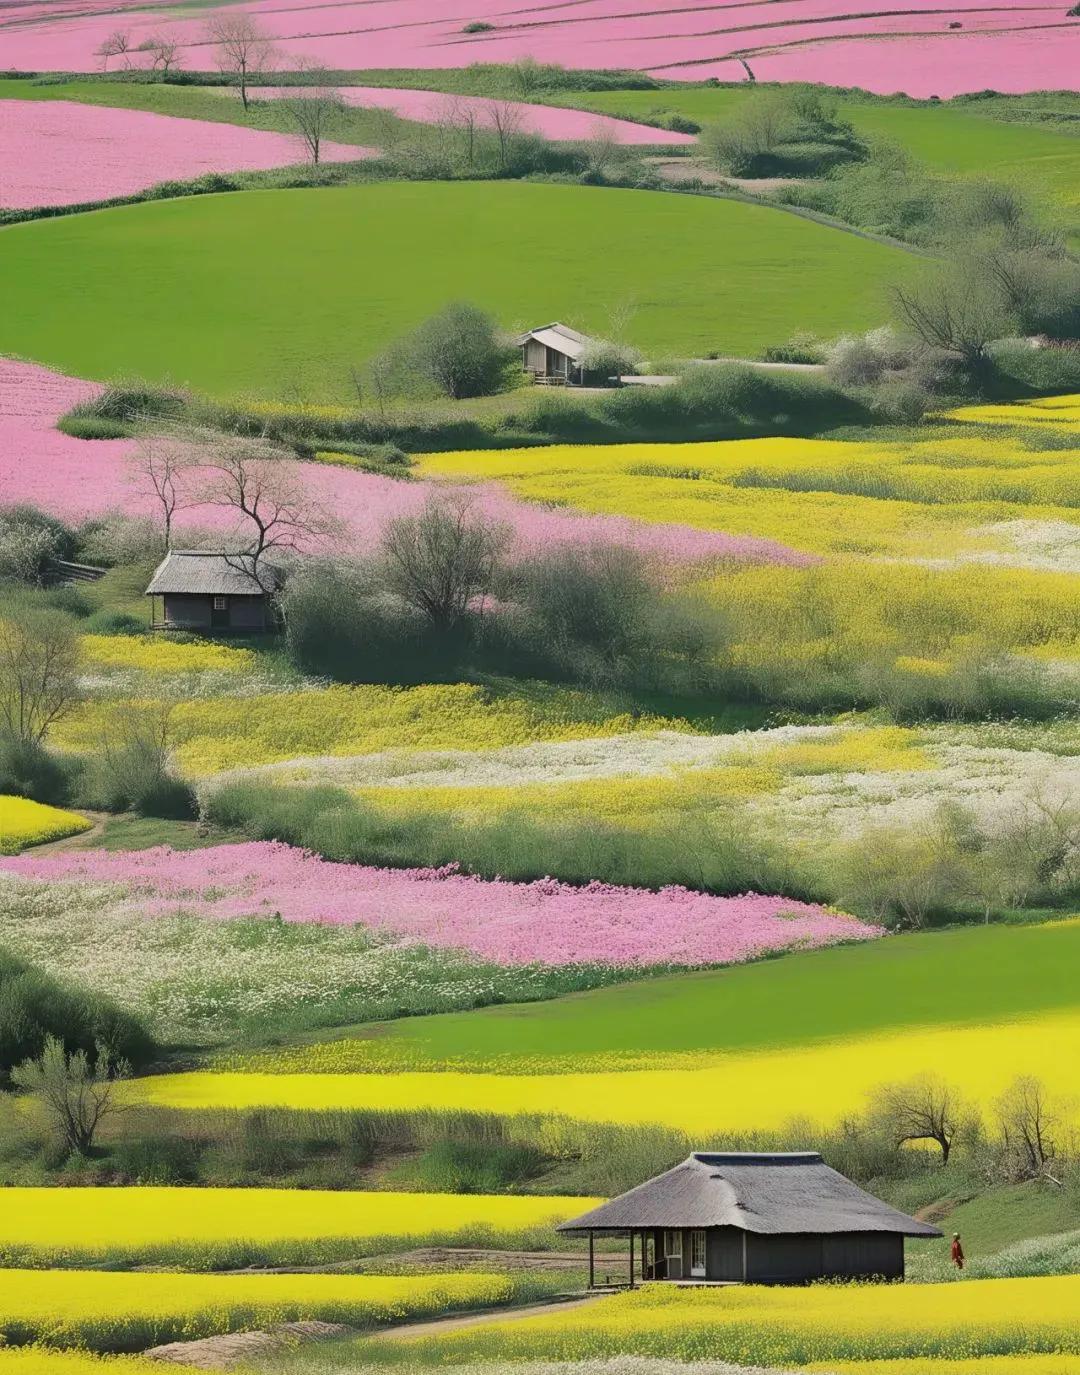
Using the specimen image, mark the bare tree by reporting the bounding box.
[137,34,182,76]
[893,256,1011,368]
[132,435,187,552]
[438,94,480,167]
[0,604,81,744]
[995,1076,1061,1181]
[96,30,131,71]
[12,1036,129,1158]
[97,700,180,805]
[197,436,337,587]
[281,66,347,165]
[380,495,509,635]
[485,100,525,173]
[868,1075,967,1166]
[206,14,276,111]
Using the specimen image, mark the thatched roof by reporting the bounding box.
[145,551,281,597]
[515,322,595,360]
[558,1153,942,1237]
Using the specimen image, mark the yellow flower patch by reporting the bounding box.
[0,1187,595,1266]
[130,1009,1080,1137]
[379,1275,1080,1366]
[81,634,255,675]
[55,683,678,777]
[0,796,90,854]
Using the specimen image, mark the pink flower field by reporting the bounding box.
[0,842,881,967]
[0,0,1073,96]
[254,85,694,145]
[0,100,370,210]
[0,357,810,569]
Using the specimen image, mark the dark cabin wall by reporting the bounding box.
[707,1226,744,1281]
[160,594,270,631]
[823,1233,904,1280]
[746,1233,823,1283]
[162,594,213,629]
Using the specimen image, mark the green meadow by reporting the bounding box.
[555,88,1080,236]
[238,920,1080,1072]
[0,181,913,398]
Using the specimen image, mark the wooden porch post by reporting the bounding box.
[588,1232,595,1290]
[629,1230,635,1289]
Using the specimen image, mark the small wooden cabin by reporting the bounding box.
[145,551,281,634]
[516,322,595,385]
[559,1152,941,1287]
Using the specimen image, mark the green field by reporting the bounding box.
[0,181,914,399]
[0,78,410,149]
[234,920,1080,1072]
[554,88,1080,236]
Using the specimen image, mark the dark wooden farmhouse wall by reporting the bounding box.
[159,594,270,630]
[644,1227,903,1283]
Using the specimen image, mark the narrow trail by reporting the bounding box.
[26,810,107,853]
[374,1292,610,1341]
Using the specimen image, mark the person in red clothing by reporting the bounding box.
[951,1233,965,1270]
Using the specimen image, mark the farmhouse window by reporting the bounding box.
[213,596,228,611]
[663,1230,682,1261]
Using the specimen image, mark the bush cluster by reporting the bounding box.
[0,948,155,1079]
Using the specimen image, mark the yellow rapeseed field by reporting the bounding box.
[0,1267,512,1351]
[0,1353,158,1375]
[131,1009,1080,1135]
[0,1187,596,1266]
[55,683,681,777]
[80,635,255,675]
[821,1360,1080,1375]
[380,1275,1080,1366]
[417,431,1080,559]
[0,796,90,854]
[363,726,928,824]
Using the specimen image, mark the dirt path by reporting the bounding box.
[26,810,108,853]
[375,1293,610,1342]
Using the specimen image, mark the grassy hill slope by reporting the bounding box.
[239,919,1080,1072]
[0,181,914,399]
[563,90,1080,229]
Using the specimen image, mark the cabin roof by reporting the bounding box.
[144,551,281,597]
[557,1153,942,1237]
[515,322,595,360]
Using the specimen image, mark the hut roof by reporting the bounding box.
[515,322,594,360]
[557,1153,942,1237]
[145,551,282,597]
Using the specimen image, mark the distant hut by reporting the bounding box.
[516,322,595,385]
[145,551,282,633]
[559,1152,941,1287]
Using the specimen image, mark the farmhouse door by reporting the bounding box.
[663,1229,683,1280]
[690,1228,707,1277]
[211,596,231,629]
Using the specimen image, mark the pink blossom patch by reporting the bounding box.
[0,100,371,210]
[0,357,811,569]
[0,841,882,968]
[0,0,1071,97]
[254,85,693,145]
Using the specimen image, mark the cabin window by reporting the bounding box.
[212,596,228,611]
[663,1229,682,1261]
[690,1228,707,1276]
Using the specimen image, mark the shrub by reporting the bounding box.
[761,333,824,365]
[0,735,78,807]
[400,1139,547,1193]
[0,506,76,585]
[371,302,513,399]
[461,20,494,31]
[578,339,642,384]
[0,949,155,1078]
[991,338,1080,394]
[56,414,132,440]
